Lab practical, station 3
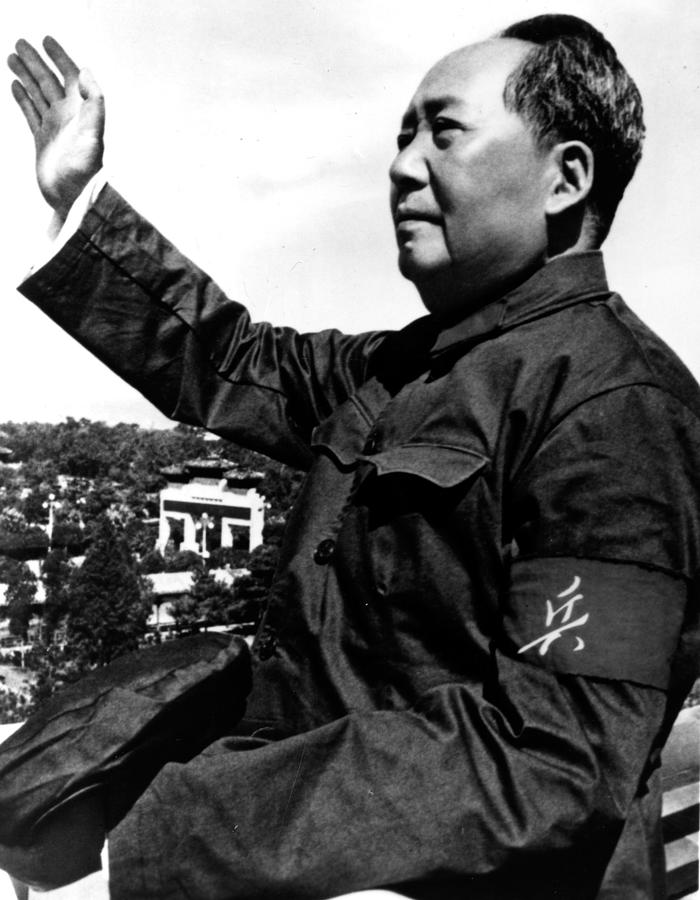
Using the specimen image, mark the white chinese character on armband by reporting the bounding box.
[518,575,588,657]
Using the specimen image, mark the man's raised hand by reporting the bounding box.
[8,37,104,220]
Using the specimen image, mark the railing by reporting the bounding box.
[662,705,699,899]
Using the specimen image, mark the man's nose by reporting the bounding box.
[389,137,429,189]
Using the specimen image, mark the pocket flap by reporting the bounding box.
[310,399,374,468]
[362,442,488,488]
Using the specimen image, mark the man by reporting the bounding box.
[7,14,700,900]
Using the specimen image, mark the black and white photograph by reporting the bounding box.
[0,1,697,898]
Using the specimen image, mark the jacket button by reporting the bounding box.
[314,539,336,565]
[363,434,380,454]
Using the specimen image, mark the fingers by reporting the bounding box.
[43,36,80,81]
[13,39,64,103]
[10,80,42,134]
[7,51,49,115]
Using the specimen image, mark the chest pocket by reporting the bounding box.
[347,442,492,643]
[361,442,488,486]
[354,442,489,529]
[310,394,490,522]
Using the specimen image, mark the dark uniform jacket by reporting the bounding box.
[19,185,700,900]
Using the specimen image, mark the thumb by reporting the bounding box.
[77,68,103,104]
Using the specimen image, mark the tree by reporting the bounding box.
[51,521,86,554]
[0,555,23,583]
[233,543,279,629]
[164,549,203,573]
[208,546,250,570]
[0,507,49,561]
[191,566,236,627]
[41,547,73,640]
[123,516,158,558]
[0,528,49,561]
[170,566,238,635]
[6,562,37,642]
[63,516,152,670]
[0,507,30,534]
[169,591,201,636]
[138,549,167,574]
[0,686,31,724]
[25,642,78,710]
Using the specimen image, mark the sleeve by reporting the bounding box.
[104,385,700,899]
[29,170,109,275]
[17,184,387,469]
[505,382,700,693]
[105,674,667,900]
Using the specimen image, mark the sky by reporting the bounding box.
[0,0,698,428]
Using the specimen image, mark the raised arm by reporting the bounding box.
[8,37,104,221]
[9,40,388,468]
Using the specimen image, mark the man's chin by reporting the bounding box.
[397,250,444,284]
[396,258,465,318]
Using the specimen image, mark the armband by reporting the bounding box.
[502,557,688,689]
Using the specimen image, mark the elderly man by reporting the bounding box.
[7,13,700,900]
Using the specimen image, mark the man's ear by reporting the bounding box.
[545,141,594,216]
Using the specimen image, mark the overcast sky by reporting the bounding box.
[0,0,698,428]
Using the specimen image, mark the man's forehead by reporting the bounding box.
[402,38,533,122]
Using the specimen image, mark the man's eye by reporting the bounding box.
[396,132,413,151]
[432,117,460,136]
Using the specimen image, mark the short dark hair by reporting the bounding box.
[499,14,644,242]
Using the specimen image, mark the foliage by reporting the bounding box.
[0,419,303,523]
[169,591,201,636]
[51,522,87,554]
[234,543,279,628]
[0,555,24,582]
[207,546,250,570]
[191,567,236,626]
[41,548,73,640]
[138,549,167,574]
[170,566,250,634]
[163,550,204,573]
[262,516,287,547]
[247,543,279,589]
[123,517,158,558]
[256,463,305,519]
[0,417,302,685]
[0,508,30,534]
[0,686,31,724]
[0,419,212,491]
[6,563,37,641]
[24,643,83,710]
[62,516,152,671]
[0,528,49,560]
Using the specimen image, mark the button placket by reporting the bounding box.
[312,466,365,566]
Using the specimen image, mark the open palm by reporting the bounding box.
[8,37,104,218]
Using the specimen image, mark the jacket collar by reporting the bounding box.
[430,251,610,357]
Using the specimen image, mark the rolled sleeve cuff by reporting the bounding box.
[28,170,108,277]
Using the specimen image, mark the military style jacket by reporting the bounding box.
[20,185,700,900]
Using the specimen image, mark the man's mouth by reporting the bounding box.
[395,208,441,225]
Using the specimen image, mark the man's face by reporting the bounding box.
[390,39,553,316]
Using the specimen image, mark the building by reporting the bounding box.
[157,459,265,556]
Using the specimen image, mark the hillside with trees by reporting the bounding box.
[0,418,303,722]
